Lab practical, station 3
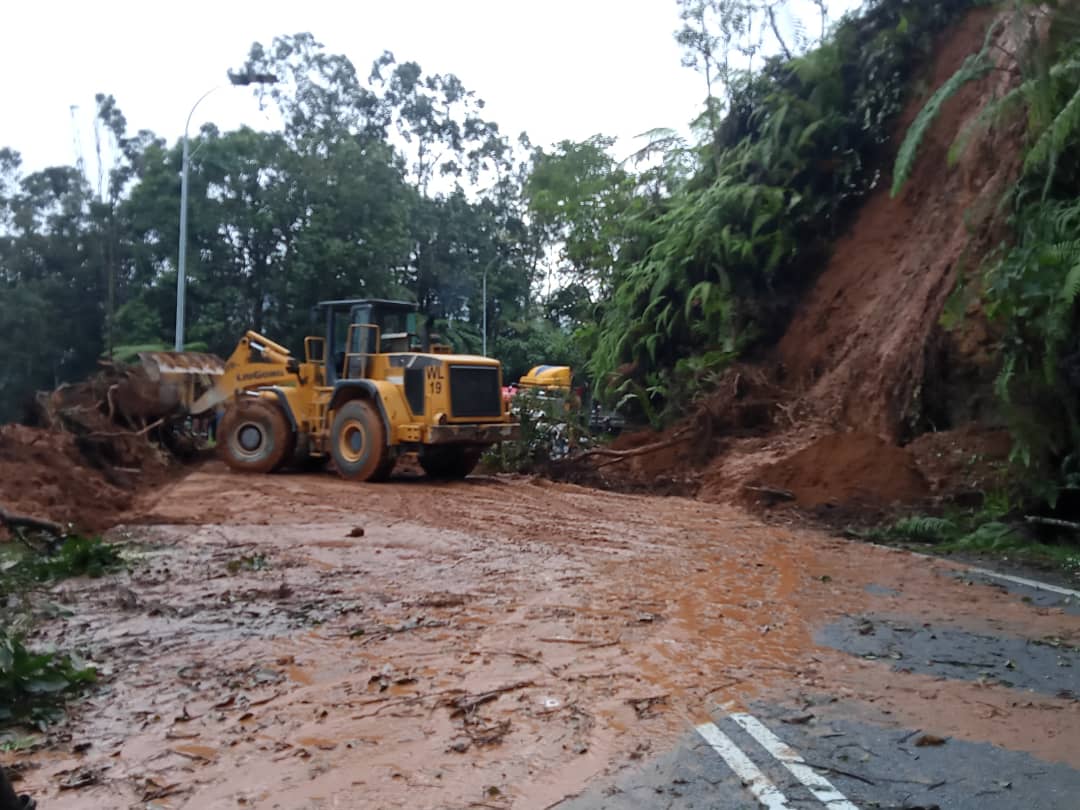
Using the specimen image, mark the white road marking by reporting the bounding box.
[731,713,860,810]
[867,542,1080,600]
[695,722,793,809]
[964,566,1080,600]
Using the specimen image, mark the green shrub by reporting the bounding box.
[0,631,97,728]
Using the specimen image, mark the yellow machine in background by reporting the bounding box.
[517,365,572,392]
[143,299,518,481]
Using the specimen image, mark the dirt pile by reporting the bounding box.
[0,424,139,534]
[747,432,928,509]
[0,364,184,536]
[906,425,1012,499]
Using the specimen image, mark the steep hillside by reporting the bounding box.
[567,7,1023,515]
[775,7,1020,442]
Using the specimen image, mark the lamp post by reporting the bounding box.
[174,72,276,351]
[481,258,497,357]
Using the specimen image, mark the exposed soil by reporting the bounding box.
[4,468,1077,809]
[0,364,184,536]
[1,13,1062,807]
[907,423,1013,498]
[775,6,1020,442]
[749,432,928,509]
[568,8,1024,518]
[0,424,139,534]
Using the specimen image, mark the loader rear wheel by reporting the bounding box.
[419,446,483,480]
[330,400,391,482]
[219,398,294,474]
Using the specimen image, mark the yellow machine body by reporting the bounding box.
[518,364,572,392]
[155,299,518,481]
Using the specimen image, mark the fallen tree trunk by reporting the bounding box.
[0,506,65,537]
[575,426,696,469]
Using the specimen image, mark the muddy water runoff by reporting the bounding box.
[5,464,1078,808]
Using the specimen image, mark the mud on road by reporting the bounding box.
[5,464,1079,809]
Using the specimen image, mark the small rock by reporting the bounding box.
[914,733,947,747]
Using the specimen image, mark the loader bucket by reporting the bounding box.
[137,351,225,416]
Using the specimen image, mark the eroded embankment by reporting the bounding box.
[562,8,1021,518]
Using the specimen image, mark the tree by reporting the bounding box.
[525,136,636,296]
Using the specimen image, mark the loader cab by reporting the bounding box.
[316,298,427,384]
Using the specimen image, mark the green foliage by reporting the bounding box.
[585,0,973,414]
[0,36,543,419]
[867,515,960,543]
[1,536,122,593]
[892,3,1080,506]
[891,20,1001,196]
[32,536,122,580]
[225,553,269,574]
[0,631,97,728]
[950,520,1023,550]
[483,388,587,472]
[863,499,1080,567]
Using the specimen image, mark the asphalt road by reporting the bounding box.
[564,572,1080,810]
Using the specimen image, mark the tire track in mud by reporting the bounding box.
[5,464,1078,809]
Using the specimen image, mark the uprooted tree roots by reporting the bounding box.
[0,362,202,536]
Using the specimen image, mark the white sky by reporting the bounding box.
[3,0,714,175]
[3,0,863,179]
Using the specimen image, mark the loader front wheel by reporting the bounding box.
[419,446,483,480]
[330,400,391,482]
[219,398,294,474]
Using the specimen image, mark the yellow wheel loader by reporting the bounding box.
[140,299,519,481]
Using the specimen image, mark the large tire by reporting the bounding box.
[419,446,483,480]
[0,764,34,810]
[218,398,294,474]
[285,435,330,472]
[330,399,392,482]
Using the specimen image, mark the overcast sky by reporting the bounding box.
[2,0,709,175]
[3,0,864,178]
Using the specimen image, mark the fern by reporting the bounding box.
[994,354,1015,405]
[1026,85,1080,197]
[589,0,980,414]
[892,52,992,196]
[891,516,958,542]
[1059,252,1080,303]
[868,515,958,543]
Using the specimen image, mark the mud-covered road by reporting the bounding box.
[6,464,1080,809]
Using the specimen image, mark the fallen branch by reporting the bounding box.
[86,417,164,440]
[1025,515,1080,531]
[743,484,796,501]
[802,761,876,786]
[929,658,998,668]
[445,680,535,715]
[0,506,65,537]
[575,426,696,469]
[350,680,535,721]
[538,636,619,647]
[472,648,563,678]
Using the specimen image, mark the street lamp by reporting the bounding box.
[174,72,276,351]
[481,258,497,357]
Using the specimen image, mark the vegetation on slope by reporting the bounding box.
[895,1,1080,505]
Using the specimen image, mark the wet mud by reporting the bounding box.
[4,464,1078,808]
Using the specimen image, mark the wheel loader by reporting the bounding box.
[140,299,519,481]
